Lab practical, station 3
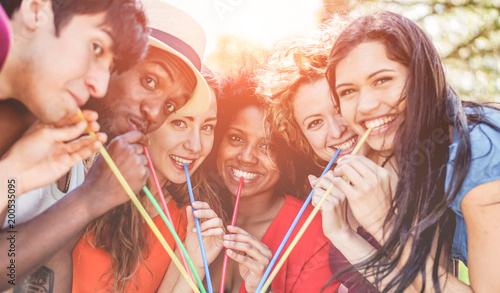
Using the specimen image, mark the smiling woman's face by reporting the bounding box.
[147,88,217,185]
[334,41,408,152]
[216,105,280,198]
[292,78,359,161]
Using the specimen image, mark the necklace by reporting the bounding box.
[62,168,73,193]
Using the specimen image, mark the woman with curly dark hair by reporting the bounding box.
[207,69,340,293]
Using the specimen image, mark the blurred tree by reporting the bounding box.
[205,35,271,75]
[322,0,500,102]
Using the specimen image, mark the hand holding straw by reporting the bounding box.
[142,187,206,292]
[220,176,244,293]
[184,163,214,293]
[258,128,372,293]
[255,148,341,293]
[76,109,201,293]
[143,146,194,280]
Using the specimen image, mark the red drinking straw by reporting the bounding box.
[143,146,194,282]
[220,176,244,293]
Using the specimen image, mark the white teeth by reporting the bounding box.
[332,136,357,151]
[365,115,396,130]
[169,155,193,166]
[231,168,259,180]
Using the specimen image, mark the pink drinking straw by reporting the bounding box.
[143,146,194,282]
[220,176,244,293]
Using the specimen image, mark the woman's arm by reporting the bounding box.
[461,179,500,292]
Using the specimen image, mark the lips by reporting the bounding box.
[230,167,261,180]
[128,117,148,133]
[364,114,397,130]
[331,136,358,153]
[169,154,195,167]
[69,92,87,107]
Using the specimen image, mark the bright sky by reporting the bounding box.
[164,0,324,57]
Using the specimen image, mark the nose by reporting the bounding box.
[85,62,110,99]
[326,115,347,139]
[238,145,258,165]
[356,88,381,115]
[139,101,161,127]
[183,129,202,153]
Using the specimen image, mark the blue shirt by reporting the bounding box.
[446,107,500,266]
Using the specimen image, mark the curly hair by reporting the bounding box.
[257,16,350,168]
[206,67,301,204]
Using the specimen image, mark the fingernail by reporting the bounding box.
[192,228,196,232]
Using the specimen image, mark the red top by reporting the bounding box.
[72,200,187,293]
[240,195,340,293]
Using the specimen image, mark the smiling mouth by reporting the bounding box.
[331,136,357,151]
[231,168,261,180]
[364,115,397,130]
[169,155,194,166]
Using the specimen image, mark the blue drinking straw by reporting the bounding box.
[255,149,341,292]
[184,163,214,293]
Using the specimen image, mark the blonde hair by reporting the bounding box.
[257,16,350,167]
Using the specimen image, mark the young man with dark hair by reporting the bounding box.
[0,0,148,212]
[0,0,149,290]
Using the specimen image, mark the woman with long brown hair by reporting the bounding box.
[315,10,500,292]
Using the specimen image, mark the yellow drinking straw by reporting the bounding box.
[77,109,202,293]
[259,128,372,293]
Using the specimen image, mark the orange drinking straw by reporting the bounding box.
[143,146,194,282]
[258,128,372,293]
[220,176,244,293]
[76,109,201,293]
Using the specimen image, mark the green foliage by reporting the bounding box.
[327,0,500,102]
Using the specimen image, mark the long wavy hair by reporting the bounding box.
[83,68,226,292]
[257,16,350,168]
[325,11,499,292]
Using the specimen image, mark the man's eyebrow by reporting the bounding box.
[151,61,174,82]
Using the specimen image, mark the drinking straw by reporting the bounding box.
[142,187,206,292]
[255,148,340,293]
[258,128,372,293]
[184,163,214,293]
[142,146,194,281]
[76,109,201,293]
[220,176,244,293]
